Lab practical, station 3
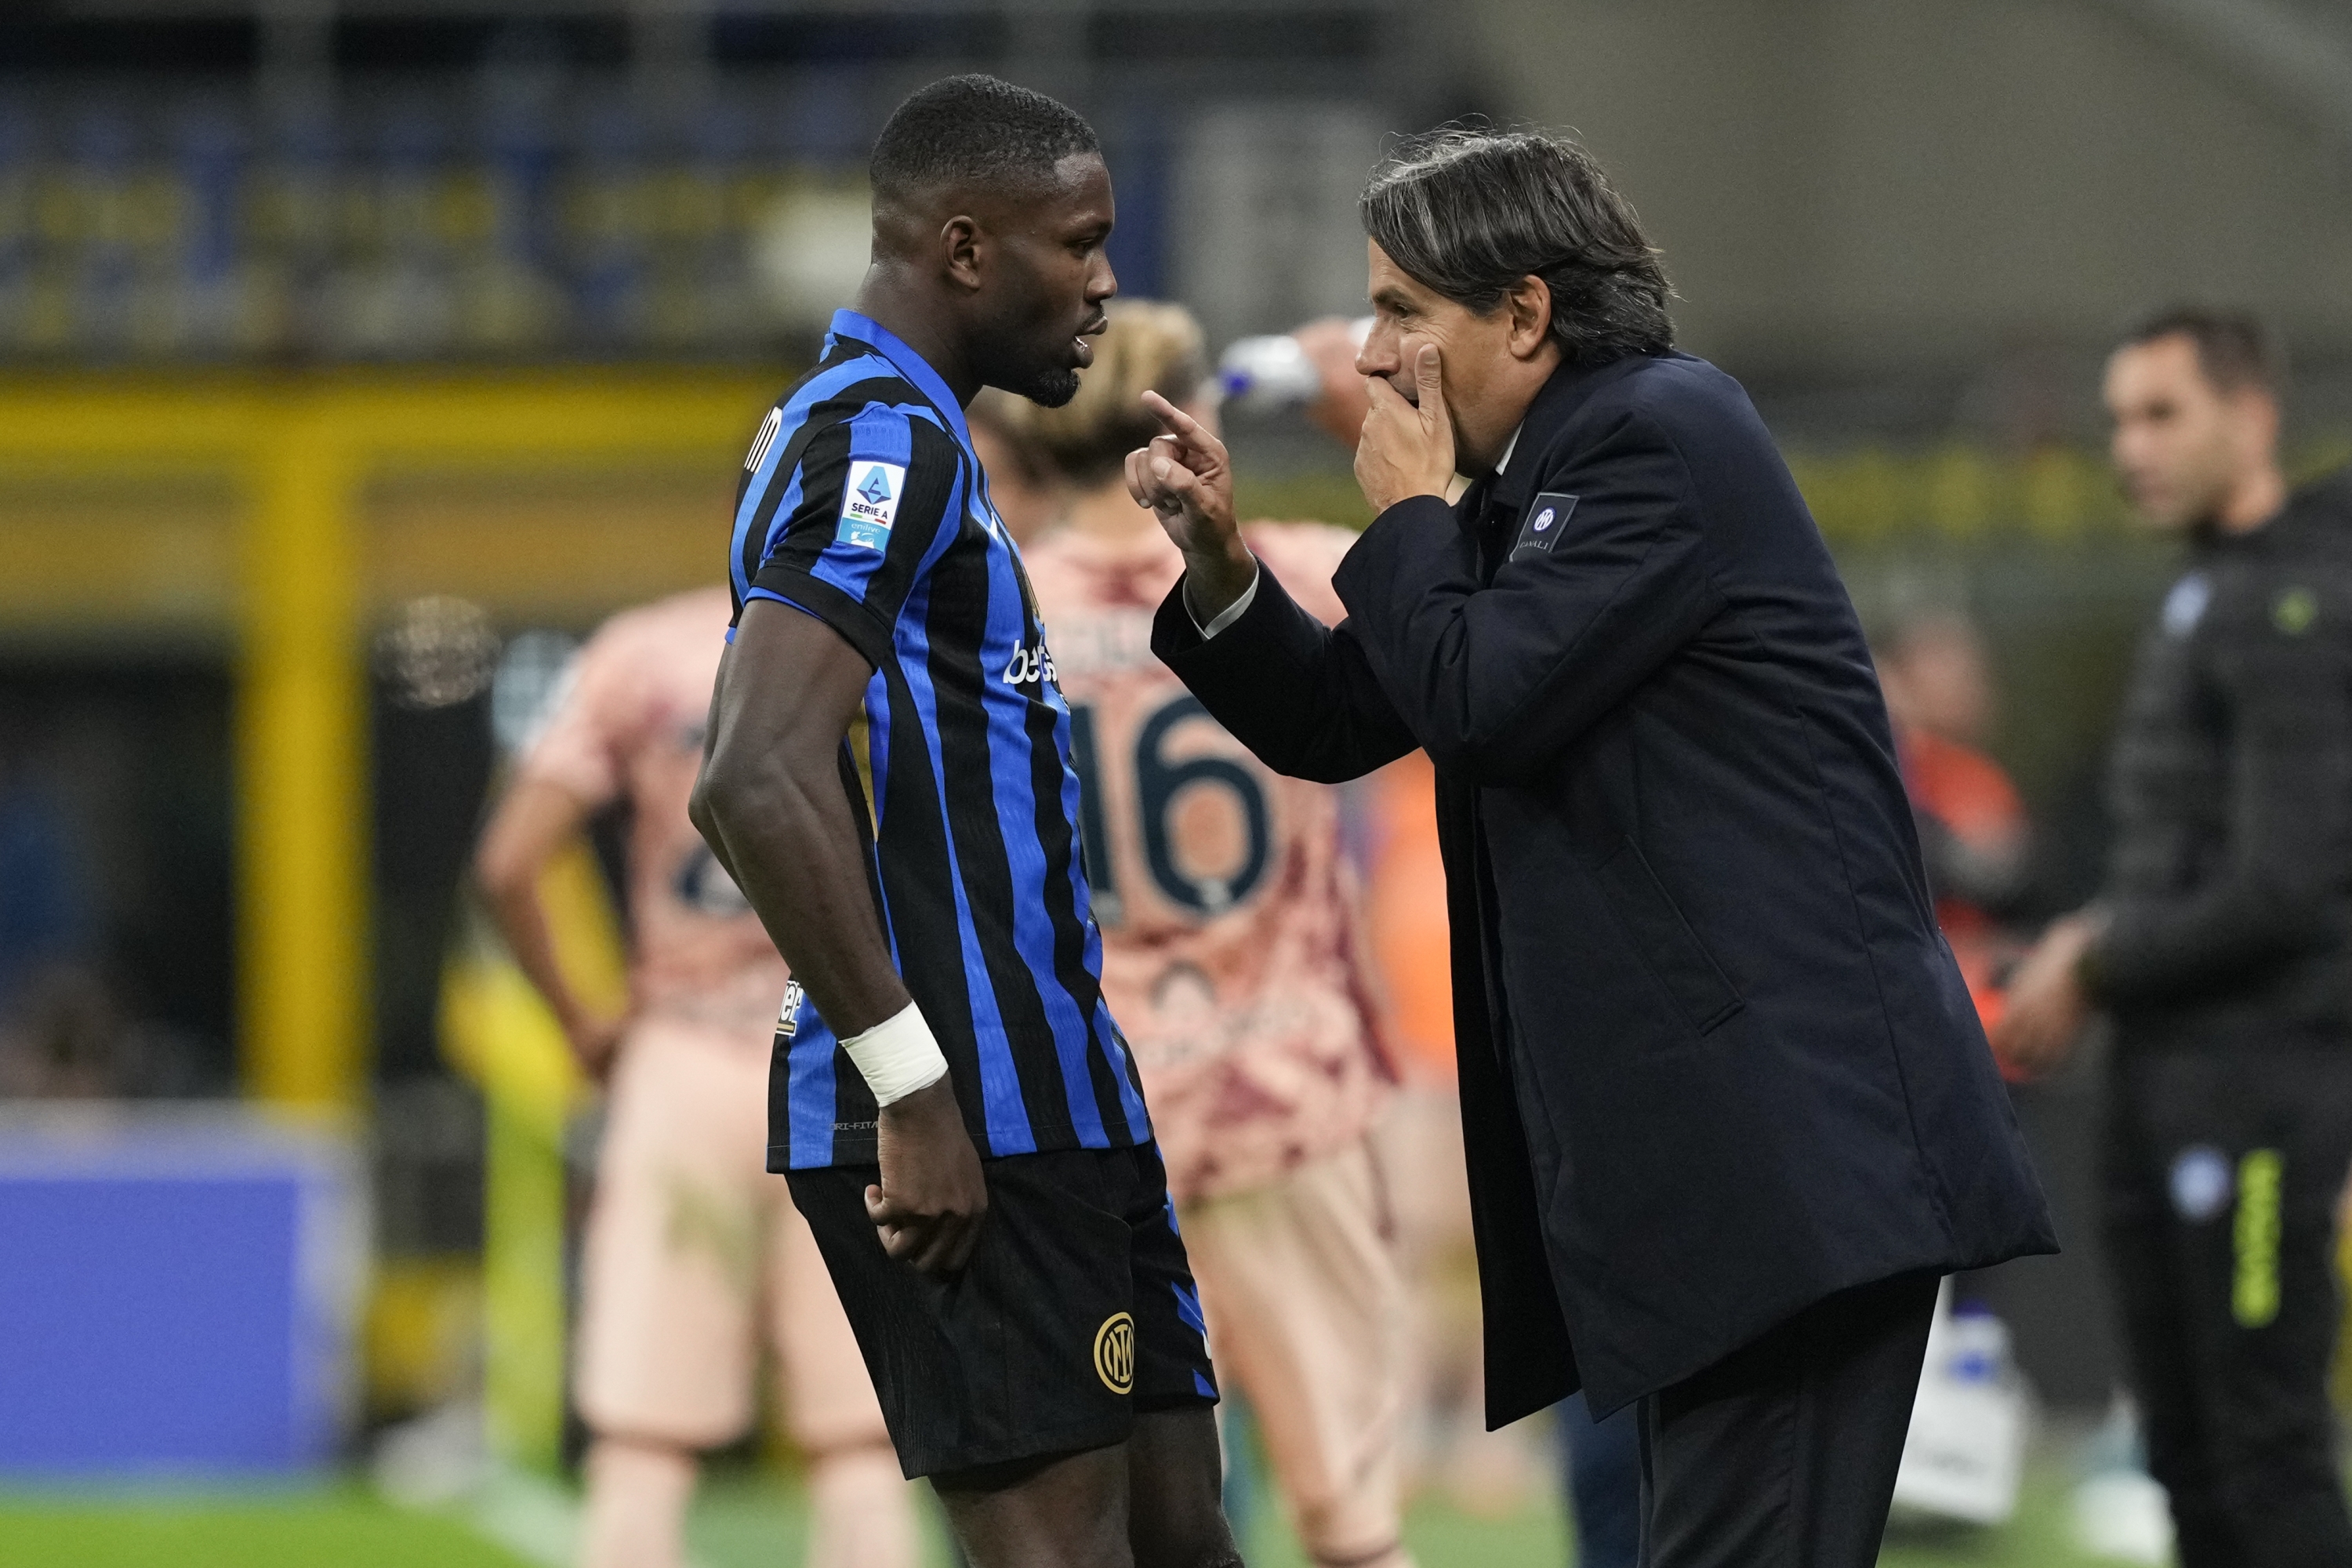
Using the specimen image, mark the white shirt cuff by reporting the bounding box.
[1190,563,1261,640]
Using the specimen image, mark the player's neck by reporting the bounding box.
[1066,484,1164,546]
[850,280,980,406]
[2214,462,2288,535]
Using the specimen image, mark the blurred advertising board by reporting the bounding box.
[0,1105,362,1478]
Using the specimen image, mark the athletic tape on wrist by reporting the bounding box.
[840,1001,949,1107]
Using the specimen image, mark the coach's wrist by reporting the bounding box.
[1181,543,1257,626]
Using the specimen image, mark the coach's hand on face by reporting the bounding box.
[1130,391,1258,625]
[867,1076,989,1274]
[1356,343,1457,514]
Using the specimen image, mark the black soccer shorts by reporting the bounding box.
[786,1138,1220,1479]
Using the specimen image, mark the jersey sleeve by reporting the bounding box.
[742,403,967,669]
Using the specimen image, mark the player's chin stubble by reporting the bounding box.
[1022,365,1083,408]
[972,310,1082,407]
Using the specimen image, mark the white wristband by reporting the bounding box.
[840,1001,949,1108]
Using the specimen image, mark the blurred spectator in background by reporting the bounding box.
[1007,302,1416,1568]
[1290,314,1374,450]
[1876,611,2031,1035]
[1997,307,2352,1568]
[474,590,913,1568]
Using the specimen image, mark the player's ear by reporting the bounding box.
[942,215,985,292]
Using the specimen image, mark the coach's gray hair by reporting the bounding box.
[1361,128,1673,366]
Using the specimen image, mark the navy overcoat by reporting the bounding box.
[1151,350,2056,1421]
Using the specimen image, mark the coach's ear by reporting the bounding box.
[942,214,985,292]
[1506,274,1552,361]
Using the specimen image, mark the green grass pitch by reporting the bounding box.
[0,1456,2115,1568]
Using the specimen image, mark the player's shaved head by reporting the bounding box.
[870,74,1101,243]
[854,74,1116,411]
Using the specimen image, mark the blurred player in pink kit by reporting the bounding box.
[475,588,915,1568]
[1002,302,1414,1568]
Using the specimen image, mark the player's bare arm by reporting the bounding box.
[691,597,986,1276]
[476,775,626,1082]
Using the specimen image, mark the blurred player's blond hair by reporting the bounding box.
[993,300,1210,485]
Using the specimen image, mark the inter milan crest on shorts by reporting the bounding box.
[837,459,906,551]
[1094,1312,1136,1394]
[775,980,805,1044]
[1511,492,1579,561]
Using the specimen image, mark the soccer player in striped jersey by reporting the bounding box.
[689,77,1240,1568]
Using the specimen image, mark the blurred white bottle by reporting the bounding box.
[1893,1285,2029,1526]
[1943,1300,2014,1388]
[1218,317,1372,412]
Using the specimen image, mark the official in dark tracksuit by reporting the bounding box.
[1129,129,2054,1568]
[2002,309,2352,1568]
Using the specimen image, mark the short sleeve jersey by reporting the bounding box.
[729,309,1151,1171]
[1020,521,1396,1203]
[516,587,786,1040]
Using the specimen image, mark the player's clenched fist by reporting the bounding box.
[866,1075,989,1275]
[1130,390,1258,626]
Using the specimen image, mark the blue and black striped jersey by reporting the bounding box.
[729,309,1153,1170]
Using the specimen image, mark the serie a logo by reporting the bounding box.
[1093,1312,1135,1395]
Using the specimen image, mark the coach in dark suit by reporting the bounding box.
[1130,129,2055,1566]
